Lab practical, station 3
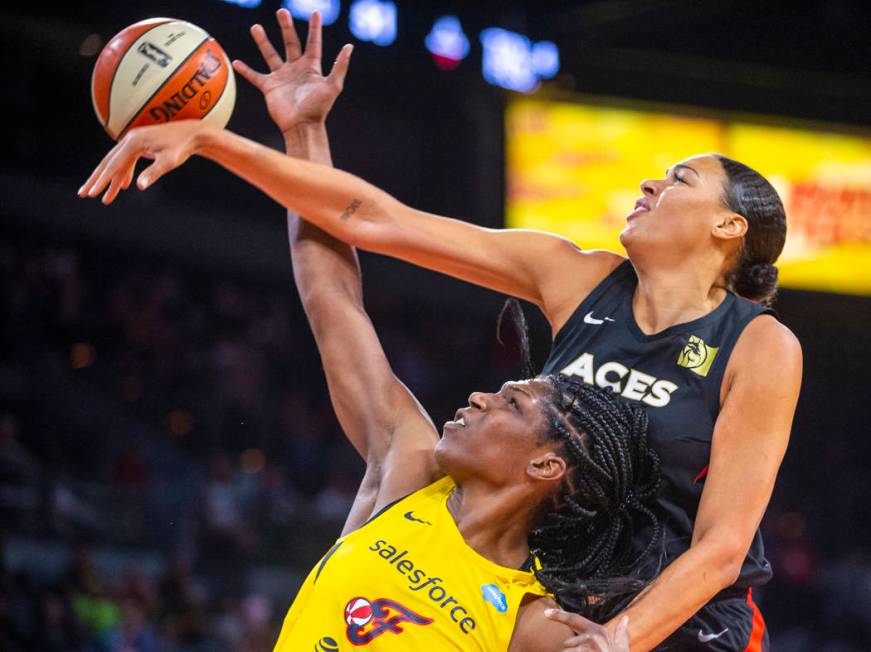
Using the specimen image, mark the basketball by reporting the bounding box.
[91,18,235,140]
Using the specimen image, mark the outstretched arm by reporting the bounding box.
[289,199,442,534]
[80,122,622,335]
[236,10,440,534]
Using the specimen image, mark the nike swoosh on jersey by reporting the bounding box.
[404,511,432,525]
[583,311,615,325]
[697,628,729,643]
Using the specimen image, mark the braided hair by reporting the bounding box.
[496,299,662,620]
[529,374,663,622]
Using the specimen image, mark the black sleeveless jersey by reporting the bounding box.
[541,260,775,591]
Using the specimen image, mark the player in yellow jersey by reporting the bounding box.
[81,11,665,652]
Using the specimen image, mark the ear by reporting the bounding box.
[527,452,567,483]
[712,212,748,241]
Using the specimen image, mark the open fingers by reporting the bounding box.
[304,10,323,69]
[120,159,137,190]
[326,43,354,89]
[79,140,123,197]
[85,141,136,200]
[276,8,302,61]
[250,23,282,71]
[102,173,128,205]
[232,59,266,90]
[137,153,181,190]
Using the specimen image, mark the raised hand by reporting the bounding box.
[232,9,353,134]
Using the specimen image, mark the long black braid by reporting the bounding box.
[497,298,663,621]
[530,374,663,622]
[497,298,534,379]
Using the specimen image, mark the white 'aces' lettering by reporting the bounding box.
[559,353,678,407]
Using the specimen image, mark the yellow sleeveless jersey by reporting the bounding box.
[274,476,549,651]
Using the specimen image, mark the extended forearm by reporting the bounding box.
[278,122,397,462]
[197,124,398,252]
[282,123,363,307]
[609,541,739,651]
[193,125,599,316]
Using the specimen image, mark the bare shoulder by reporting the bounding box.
[542,247,627,334]
[723,314,802,399]
[733,314,802,369]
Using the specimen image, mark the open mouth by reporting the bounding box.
[627,197,650,219]
[444,410,467,429]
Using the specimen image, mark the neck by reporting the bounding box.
[630,257,728,335]
[446,480,538,569]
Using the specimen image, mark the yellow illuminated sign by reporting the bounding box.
[506,98,871,295]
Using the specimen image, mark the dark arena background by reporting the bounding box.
[2,1,871,650]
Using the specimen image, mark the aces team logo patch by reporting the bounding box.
[677,335,719,377]
[343,596,433,645]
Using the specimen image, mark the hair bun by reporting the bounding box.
[733,260,779,306]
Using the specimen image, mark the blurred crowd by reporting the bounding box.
[1,234,869,651]
[1,544,277,652]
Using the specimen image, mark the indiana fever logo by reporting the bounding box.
[343,596,433,645]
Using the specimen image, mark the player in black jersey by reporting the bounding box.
[80,39,802,649]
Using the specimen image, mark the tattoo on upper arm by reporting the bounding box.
[340,199,362,222]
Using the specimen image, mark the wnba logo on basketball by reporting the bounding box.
[343,596,433,644]
[136,41,172,68]
[677,335,719,377]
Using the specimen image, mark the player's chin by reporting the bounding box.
[432,438,450,471]
[619,223,657,255]
[618,224,641,248]
[434,434,454,456]
[434,434,465,466]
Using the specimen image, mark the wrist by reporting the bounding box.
[282,122,327,148]
[282,122,332,166]
[193,122,222,155]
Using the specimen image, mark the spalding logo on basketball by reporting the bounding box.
[344,597,373,628]
[91,18,236,140]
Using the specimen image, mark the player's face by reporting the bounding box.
[435,379,563,485]
[619,154,735,262]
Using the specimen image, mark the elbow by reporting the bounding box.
[698,536,749,589]
[342,196,405,253]
[720,554,744,587]
[347,217,390,252]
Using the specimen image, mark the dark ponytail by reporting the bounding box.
[714,155,787,307]
[497,298,534,378]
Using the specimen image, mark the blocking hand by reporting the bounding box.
[232,9,353,134]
